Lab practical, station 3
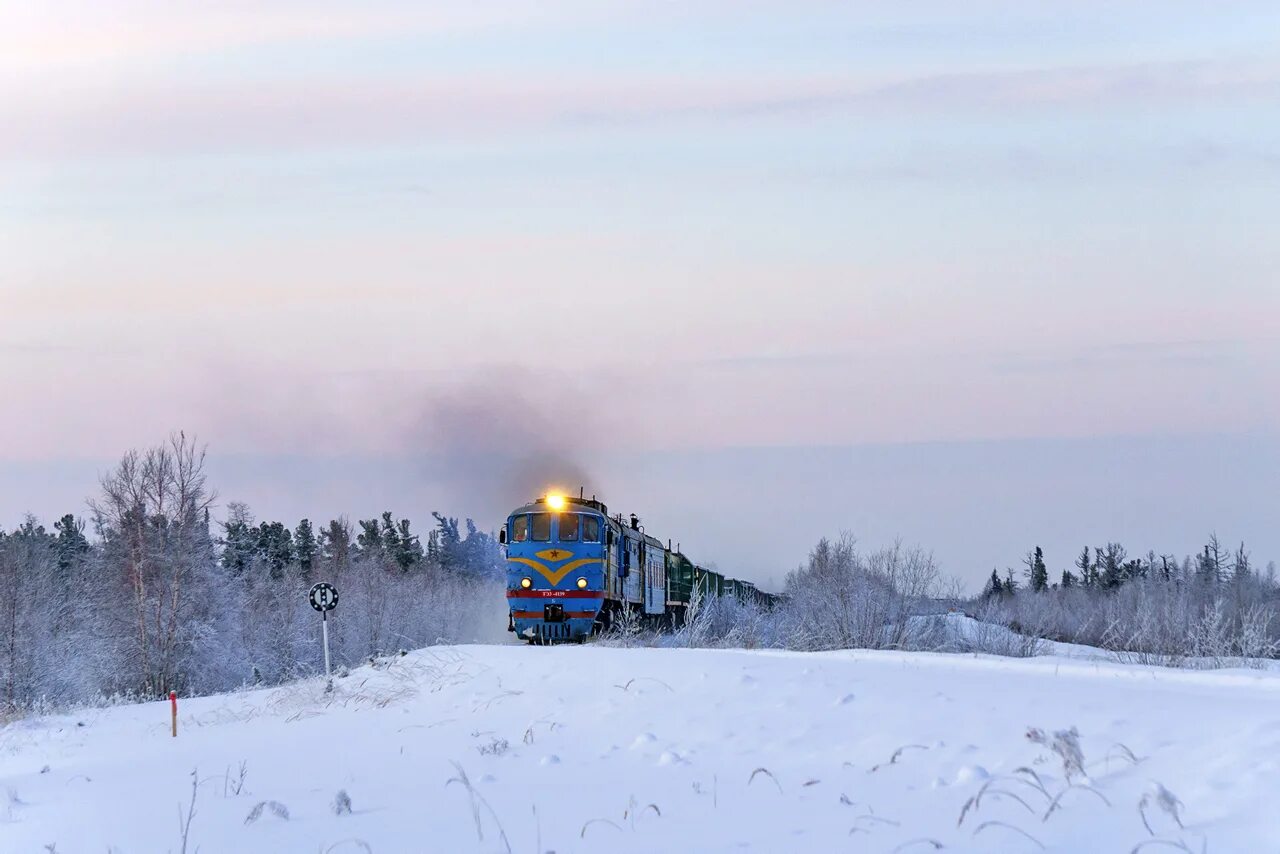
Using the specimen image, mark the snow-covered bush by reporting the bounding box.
[773,534,942,652]
[954,603,1047,657]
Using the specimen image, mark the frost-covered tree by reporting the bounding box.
[1002,568,1019,595]
[1195,534,1231,586]
[320,518,352,570]
[1075,547,1094,589]
[220,502,256,574]
[379,511,402,556]
[294,519,317,579]
[1232,542,1251,583]
[983,569,1003,598]
[428,513,502,578]
[1098,543,1127,589]
[53,514,90,574]
[432,512,462,571]
[255,521,294,579]
[381,513,423,571]
[355,518,383,556]
[459,519,504,578]
[0,519,54,710]
[1025,547,1048,592]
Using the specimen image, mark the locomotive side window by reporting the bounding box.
[582,517,601,543]
[556,513,579,541]
[511,515,529,542]
[530,513,551,541]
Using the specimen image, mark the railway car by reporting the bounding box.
[502,492,777,643]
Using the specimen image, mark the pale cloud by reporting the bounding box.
[0,1,586,71]
[3,58,1278,161]
[1,0,1276,470]
[0,0,850,78]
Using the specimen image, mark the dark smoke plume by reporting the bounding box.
[411,368,614,527]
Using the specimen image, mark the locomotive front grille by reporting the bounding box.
[535,621,569,640]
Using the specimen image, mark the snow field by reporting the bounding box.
[2,643,1279,852]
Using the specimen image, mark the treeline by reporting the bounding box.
[977,539,1280,666]
[983,539,1273,596]
[218,505,503,580]
[0,434,503,714]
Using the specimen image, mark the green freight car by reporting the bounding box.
[663,550,751,626]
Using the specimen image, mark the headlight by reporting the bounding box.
[576,577,588,589]
[520,577,532,589]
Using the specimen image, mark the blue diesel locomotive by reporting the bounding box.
[501,492,774,643]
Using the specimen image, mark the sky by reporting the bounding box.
[2,1,1278,589]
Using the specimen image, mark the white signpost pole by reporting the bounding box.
[322,609,332,679]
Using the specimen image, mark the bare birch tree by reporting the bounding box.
[91,433,216,697]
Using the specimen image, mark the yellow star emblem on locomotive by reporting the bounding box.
[509,548,603,585]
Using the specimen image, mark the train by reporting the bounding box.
[501,491,777,643]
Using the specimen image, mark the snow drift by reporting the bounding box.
[2,643,1277,852]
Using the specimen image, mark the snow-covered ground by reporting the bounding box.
[3,637,1279,852]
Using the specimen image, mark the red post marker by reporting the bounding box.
[170,691,178,738]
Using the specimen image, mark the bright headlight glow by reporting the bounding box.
[520,577,532,589]
[576,577,588,589]
[546,493,566,510]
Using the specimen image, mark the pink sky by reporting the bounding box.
[2,1,1278,583]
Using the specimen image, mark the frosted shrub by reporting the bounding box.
[961,602,1046,657]
[695,596,773,649]
[1188,599,1232,667]
[1099,583,1195,667]
[595,604,659,648]
[1236,605,1280,665]
[776,534,942,652]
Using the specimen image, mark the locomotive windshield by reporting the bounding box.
[511,512,601,543]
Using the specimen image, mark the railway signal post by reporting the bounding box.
[308,582,339,686]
